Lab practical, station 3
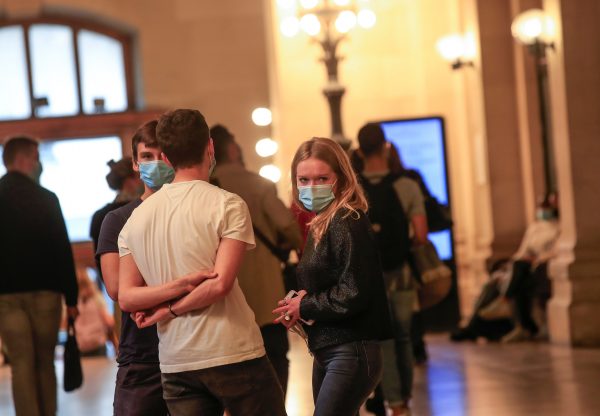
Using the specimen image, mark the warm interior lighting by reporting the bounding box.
[333,0,351,6]
[300,14,321,36]
[281,16,300,37]
[277,0,296,9]
[251,107,272,126]
[335,10,357,33]
[436,34,466,62]
[511,9,555,45]
[255,138,279,157]
[357,9,376,29]
[299,0,319,10]
[436,33,474,70]
[259,164,282,183]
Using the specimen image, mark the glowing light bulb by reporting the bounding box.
[300,14,321,36]
[511,9,554,45]
[281,16,300,37]
[259,165,282,183]
[333,0,351,6]
[255,138,279,157]
[251,107,272,126]
[299,0,318,10]
[277,0,296,9]
[335,10,357,33]
[357,9,376,29]
[436,34,466,62]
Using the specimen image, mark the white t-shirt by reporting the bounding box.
[118,180,264,373]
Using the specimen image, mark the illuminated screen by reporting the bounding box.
[379,117,453,261]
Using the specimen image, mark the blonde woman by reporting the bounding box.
[274,137,392,416]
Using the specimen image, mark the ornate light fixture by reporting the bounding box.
[512,8,556,198]
[279,0,376,149]
[436,34,474,70]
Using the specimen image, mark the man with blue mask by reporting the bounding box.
[0,136,79,416]
[96,120,182,416]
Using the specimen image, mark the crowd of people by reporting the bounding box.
[0,108,558,416]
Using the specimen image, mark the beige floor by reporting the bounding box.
[1,334,600,416]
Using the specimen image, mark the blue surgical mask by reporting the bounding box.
[298,184,335,213]
[138,160,175,191]
[30,162,43,184]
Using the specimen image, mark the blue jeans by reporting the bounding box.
[312,341,383,416]
[381,287,415,405]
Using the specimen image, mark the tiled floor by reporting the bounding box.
[1,335,600,415]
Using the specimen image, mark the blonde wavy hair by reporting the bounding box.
[291,137,368,245]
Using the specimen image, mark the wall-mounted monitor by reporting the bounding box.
[378,116,454,261]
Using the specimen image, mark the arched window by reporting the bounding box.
[0,16,134,120]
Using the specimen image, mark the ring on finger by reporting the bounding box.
[284,311,291,321]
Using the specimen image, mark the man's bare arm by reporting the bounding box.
[100,253,120,301]
[118,254,217,312]
[169,237,247,316]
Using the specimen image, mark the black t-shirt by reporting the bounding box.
[96,198,159,366]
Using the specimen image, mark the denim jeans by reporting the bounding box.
[0,291,62,416]
[114,362,168,416]
[160,356,286,416]
[312,340,383,416]
[380,289,415,405]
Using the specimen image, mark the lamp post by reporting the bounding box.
[279,0,376,150]
[512,9,556,199]
[436,33,475,70]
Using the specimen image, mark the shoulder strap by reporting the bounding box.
[253,226,289,263]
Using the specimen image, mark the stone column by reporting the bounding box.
[545,0,600,346]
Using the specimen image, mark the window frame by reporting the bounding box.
[0,15,136,119]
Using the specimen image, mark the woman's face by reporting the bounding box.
[296,157,337,188]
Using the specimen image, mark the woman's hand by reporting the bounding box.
[272,290,307,329]
[182,270,218,293]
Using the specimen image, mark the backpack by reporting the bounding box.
[358,173,411,271]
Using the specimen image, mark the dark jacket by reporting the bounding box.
[298,209,392,351]
[0,172,78,305]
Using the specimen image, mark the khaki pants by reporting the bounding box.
[0,291,62,416]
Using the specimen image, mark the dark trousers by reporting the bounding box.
[114,362,168,416]
[161,356,286,416]
[261,323,289,396]
[506,260,545,334]
[312,341,383,416]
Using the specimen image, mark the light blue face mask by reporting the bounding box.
[138,160,175,191]
[298,184,335,213]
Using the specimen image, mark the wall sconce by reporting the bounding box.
[278,0,376,149]
[436,34,474,70]
[511,8,556,198]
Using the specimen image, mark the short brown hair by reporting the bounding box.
[132,120,159,162]
[156,109,209,169]
[106,157,136,191]
[2,136,38,168]
[357,123,386,157]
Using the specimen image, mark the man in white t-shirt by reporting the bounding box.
[117,109,286,416]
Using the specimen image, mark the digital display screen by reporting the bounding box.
[379,117,453,261]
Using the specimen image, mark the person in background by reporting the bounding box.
[210,124,303,394]
[90,157,143,287]
[0,136,79,416]
[274,137,392,416]
[73,267,116,356]
[356,123,429,416]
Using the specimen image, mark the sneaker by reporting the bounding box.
[501,326,533,343]
[478,297,512,320]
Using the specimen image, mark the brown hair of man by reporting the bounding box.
[2,136,38,168]
[106,157,137,191]
[357,123,386,157]
[156,109,209,169]
[131,120,159,162]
